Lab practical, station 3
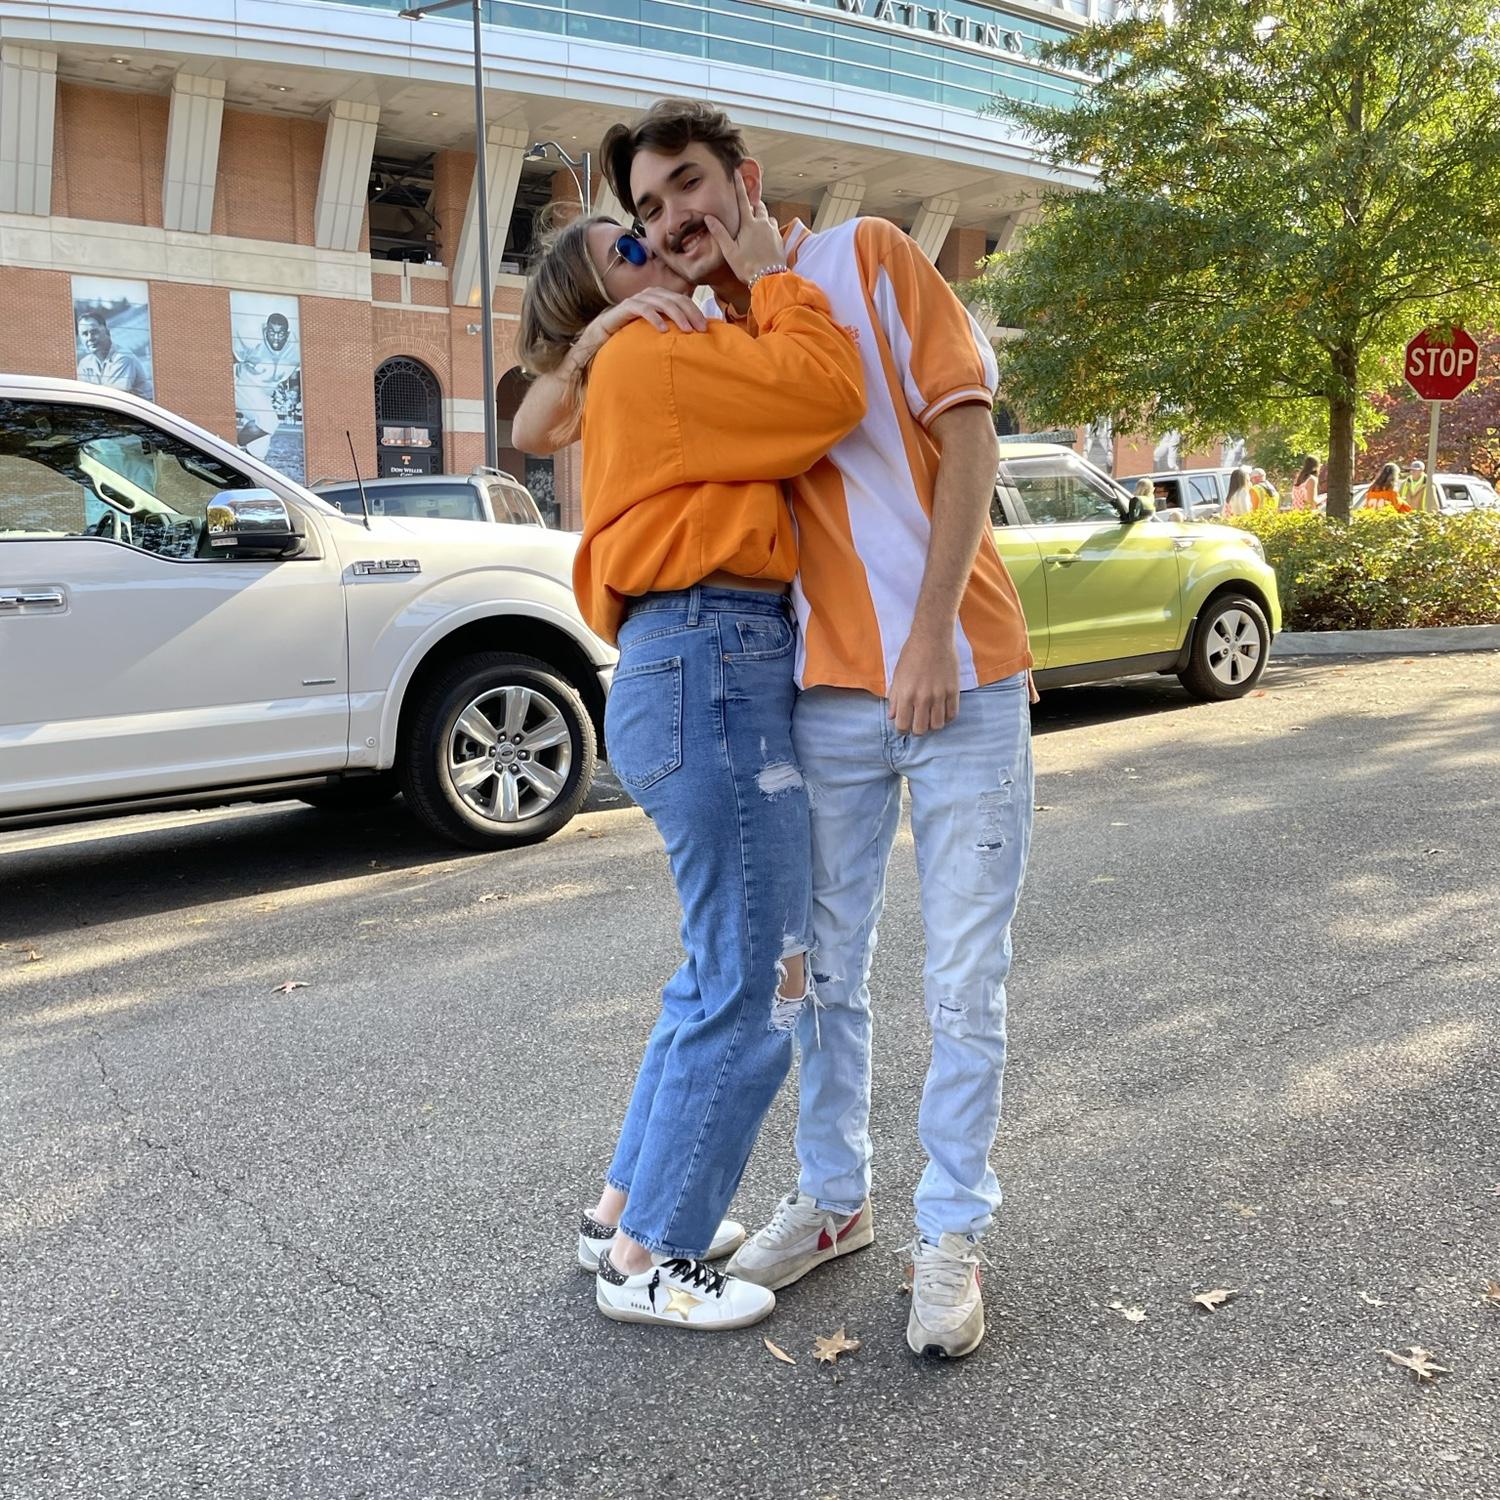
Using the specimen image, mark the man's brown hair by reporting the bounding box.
[601,100,747,219]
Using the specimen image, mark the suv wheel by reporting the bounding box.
[399,652,596,849]
[1179,594,1270,701]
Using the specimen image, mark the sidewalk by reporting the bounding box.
[1275,623,1500,655]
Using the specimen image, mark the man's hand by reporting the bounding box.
[887,626,961,736]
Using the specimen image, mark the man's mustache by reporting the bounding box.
[667,219,710,254]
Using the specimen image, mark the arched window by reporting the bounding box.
[375,357,443,476]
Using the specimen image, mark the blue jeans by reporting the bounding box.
[603,587,813,1259]
[791,673,1033,1242]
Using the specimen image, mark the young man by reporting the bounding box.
[515,100,1035,1359]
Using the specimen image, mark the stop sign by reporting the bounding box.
[1405,327,1480,402]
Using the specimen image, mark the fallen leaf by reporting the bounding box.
[1287,725,1305,733]
[24,948,42,963]
[763,1337,796,1365]
[271,980,310,994]
[1227,1201,1262,1219]
[1035,803,1056,812]
[812,1326,861,1364]
[1481,1281,1500,1307]
[477,893,508,903]
[1108,1300,1147,1323]
[1381,1346,1449,1384]
[1359,1291,1387,1307]
[898,1265,913,1297]
[1250,690,1268,697]
[584,828,604,840]
[1192,1288,1239,1312]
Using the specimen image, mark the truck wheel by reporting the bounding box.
[399,652,596,849]
[298,773,400,812]
[1178,594,1270,701]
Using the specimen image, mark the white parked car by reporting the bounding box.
[0,377,612,849]
[315,468,548,528]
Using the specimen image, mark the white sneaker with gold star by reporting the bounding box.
[906,1233,985,1358]
[577,1212,746,1271]
[595,1251,775,1330]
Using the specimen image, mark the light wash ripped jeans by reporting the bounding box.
[791,672,1034,1242]
[603,587,814,1259]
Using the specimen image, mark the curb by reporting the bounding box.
[1275,624,1500,656]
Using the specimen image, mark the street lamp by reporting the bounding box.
[400,0,498,470]
[526,141,592,215]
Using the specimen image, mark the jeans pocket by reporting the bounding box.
[605,656,684,791]
[725,615,795,661]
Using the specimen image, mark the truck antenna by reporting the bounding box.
[346,431,373,530]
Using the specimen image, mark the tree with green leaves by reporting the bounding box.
[974,0,1500,520]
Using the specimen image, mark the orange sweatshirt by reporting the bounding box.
[574,272,867,643]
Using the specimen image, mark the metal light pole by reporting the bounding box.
[526,141,592,215]
[400,0,498,470]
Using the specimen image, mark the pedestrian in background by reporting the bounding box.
[1223,465,1254,517]
[1132,478,1155,508]
[1249,467,1279,510]
[1362,462,1409,512]
[1402,460,1438,513]
[1290,455,1320,511]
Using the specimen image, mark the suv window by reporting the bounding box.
[483,478,545,527]
[1001,454,1122,526]
[1188,475,1222,506]
[320,480,484,522]
[0,399,255,558]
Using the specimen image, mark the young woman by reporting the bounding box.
[520,185,866,1332]
[1223,465,1254,518]
[1362,461,1410,512]
[1290,455,1321,511]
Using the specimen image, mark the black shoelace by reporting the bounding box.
[662,1257,728,1299]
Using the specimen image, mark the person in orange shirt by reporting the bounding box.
[518,100,1037,1360]
[520,178,867,1332]
[1361,461,1411,512]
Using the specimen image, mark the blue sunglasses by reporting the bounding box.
[609,232,649,270]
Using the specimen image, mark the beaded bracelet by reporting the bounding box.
[746,263,791,290]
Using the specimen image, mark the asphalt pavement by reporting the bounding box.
[3,655,1498,1500]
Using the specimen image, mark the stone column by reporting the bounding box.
[0,45,58,216]
[812,178,865,233]
[908,195,960,263]
[162,72,226,233]
[452,123,527,308]
[315,98,380,253]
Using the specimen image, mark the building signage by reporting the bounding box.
[797,0,1042,58]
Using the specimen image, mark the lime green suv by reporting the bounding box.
[992,444,1282,700]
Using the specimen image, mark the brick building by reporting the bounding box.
[0,0,1207,527]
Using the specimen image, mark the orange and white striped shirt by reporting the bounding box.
[711,216,1033,695]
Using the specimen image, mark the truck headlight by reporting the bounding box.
[1243,535,1265,562]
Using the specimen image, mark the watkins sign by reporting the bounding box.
[795,0,1042,57]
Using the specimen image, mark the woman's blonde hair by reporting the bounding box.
[519,212,620,377]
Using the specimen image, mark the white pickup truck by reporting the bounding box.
[0,376,613,849]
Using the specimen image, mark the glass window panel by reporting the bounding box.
[710,36,777,68]
[886,68,942,102]
[489,1,564,31]
[774,20,832,53]
[641,22,707,52]
[833,60,889,91]
[567,12,641,44]
[709,6,770,42]
[833,34,890,67]
[940,83,991,110]
[641,0,702,26]
[775,47,833,78]
[889,42,942,78]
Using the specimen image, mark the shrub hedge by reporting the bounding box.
[1225,509,1500,631]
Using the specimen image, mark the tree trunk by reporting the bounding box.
[1326,345,1359,523]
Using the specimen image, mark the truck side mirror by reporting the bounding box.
[205,489,306,558]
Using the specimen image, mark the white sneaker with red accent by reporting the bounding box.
[725,1191,874,1290]
[906,1233,985,1358]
